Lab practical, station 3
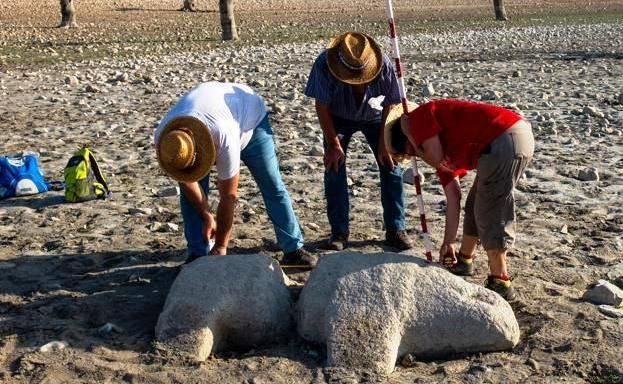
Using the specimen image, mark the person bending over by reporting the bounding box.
[384,99,534,300]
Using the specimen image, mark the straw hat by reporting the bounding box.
[326,32,383,85]
[156,116,215,182]
[383,102,421,162]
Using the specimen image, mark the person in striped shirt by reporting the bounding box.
[304,31,411,251]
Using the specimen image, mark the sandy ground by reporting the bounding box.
[1,1,623,383]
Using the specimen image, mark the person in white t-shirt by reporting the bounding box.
[155,82,316,268]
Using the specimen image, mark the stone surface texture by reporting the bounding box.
[156,254,293,361]
[297,252,520,376]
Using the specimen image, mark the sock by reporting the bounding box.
[489,274,512,285]
[458,252,473,263]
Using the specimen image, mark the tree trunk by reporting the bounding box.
[59,0,77,28]
[219,0,238,41]
[493,0,508,21]
[181,0,196,12]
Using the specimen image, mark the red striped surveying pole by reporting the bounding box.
[384,0,434,262]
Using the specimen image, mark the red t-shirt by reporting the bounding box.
[407,99,521,186]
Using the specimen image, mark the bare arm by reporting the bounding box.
[316,100,345,172]
[211,172,240,255]
[399,114,443,167]
[420,135,445,169]
[179,181,210,220]
[439,177,461,265]
[316,101,338,144]
[179,181,216,243]
[443,177,461,245]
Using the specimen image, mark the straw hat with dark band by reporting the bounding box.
[383,102,421,162]
[326,32,383,85]
[156,116,216,183]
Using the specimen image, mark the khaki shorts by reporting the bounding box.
[463,120,534,250]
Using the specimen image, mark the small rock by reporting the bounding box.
[583,106,605,118]
[64,75,79,86]
[422,82,435,97]
[116,72,129,82]
[512,70,522,78]
[598,305,623,318]
[165,222,179,232]
[158,186,180,197]
[440,361,469,375]
[606,264,623,282]
[251,79,266,88]
[583,280,623,306]
[39,341,68,353]
[482,90,502,101]
[468,364,492,375]
[85,84,100,93]
[309,145,324,156]
[128,207,153,216]
[149,222,163,232]
[560,225,568,234]
[306,222,321,231]
[400,353,417,368]
[273,104,286,114]
[526,358,540,371]
[249,377,269,384]
[578,167,599,182]
[98,322,123,337]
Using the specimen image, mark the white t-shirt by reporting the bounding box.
[155,82,267,180]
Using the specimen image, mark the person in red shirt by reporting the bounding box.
[384,99,534,300]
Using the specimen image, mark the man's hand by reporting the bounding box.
[324,143,345,173]
[315,101,345,174]
[202,212,217,243]
[378,145,396,170]
[439,242,457,267]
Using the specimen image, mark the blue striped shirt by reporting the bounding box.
[304,50,401,123]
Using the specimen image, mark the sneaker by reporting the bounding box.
[385,230,413,251]
[326,233,349,251]
[485,275,516,301]
[281,248,317,269]
[448,253,475,276]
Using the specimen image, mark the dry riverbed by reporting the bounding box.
[1,1,622,383]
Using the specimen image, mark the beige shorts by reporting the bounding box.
[463,120,535,250]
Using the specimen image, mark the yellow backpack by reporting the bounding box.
[64,146,110,203]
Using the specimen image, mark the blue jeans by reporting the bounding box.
[324,116,406,236]
[180,115,304,256]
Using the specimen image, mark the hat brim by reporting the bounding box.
[384,102,420,163]
[326,32,384,85]
[156,116,215,183]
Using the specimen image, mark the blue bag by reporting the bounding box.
[0,154,49,199]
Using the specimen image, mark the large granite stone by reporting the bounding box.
[296,252,520,376]
[156,254,293,361]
